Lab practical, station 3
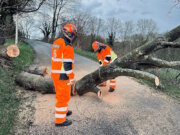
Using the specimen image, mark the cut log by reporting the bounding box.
[0,44,20,59]
[7,45,20,57]
[24,65,49,76]
[15,72,55,94]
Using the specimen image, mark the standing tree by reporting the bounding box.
[0,0,45,44]
[121,21,134,42]
[174,0,180,7]
[106,18,121,46]
[19,15,35,39]
[107,32,115,47]
[137,19,157,42]
[43,0,76,42]
[36,9,52,42]
[71,12,91,48]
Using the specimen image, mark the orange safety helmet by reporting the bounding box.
[92,41,101,52]
[62,23,77,42]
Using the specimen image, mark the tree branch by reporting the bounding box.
[116,25,180,67]
[142,56,180,69]
[164,25,180,42]
[75,65,160,95]
[18,0,45,13]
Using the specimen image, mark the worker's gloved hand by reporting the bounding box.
[70,79,75,85]
[71,83,77,96]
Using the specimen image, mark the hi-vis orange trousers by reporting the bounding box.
[101,79,116,89]
[52,77,71,124]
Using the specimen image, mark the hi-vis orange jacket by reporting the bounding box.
[96,44,117,66]
[51,37,74,83]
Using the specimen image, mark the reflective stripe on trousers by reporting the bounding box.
[110,79,116,89]
[53,79,71,124]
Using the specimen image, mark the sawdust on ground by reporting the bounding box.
[24,40,180,135]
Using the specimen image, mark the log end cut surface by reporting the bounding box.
[7,45,20,57]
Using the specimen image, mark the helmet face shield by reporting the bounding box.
[92,41,101,52]
[62,24,77,43]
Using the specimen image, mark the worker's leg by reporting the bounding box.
[109,79,116,92]
[53,79,71,124]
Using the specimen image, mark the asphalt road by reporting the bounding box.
[26,39,180,135]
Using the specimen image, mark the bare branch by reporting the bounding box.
[18,0,46,13]
[141,56,180,69]
[75,65,160,95]
[164,25,180,42]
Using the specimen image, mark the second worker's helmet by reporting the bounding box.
[62,23,77,42]
[92,41,101,52]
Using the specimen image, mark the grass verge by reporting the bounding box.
[141,68,180,99]
[74,48,98,62]
[74,48,180,100]
[0,39,33,135]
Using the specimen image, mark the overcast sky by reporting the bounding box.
[78,0,180,33]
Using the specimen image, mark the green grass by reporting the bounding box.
[74,48,98,62]
[74,48,180,100]
[0,39,33,135]
[143,68,180,99]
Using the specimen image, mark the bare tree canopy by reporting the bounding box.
[0,0,45,14]
[0,0,45,44]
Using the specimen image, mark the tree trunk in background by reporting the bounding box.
[0,31,5,45]
[1,12,15,33]
[0,12,15,43]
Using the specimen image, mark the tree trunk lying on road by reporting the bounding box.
[15,72,55,93]
[15,25,180,97]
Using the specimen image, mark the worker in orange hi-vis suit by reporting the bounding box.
[51,24,77,127]
[92,41,118,92]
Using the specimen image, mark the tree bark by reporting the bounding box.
[0,31,5,45]
[15,72,55,94]
[24,65,49,76]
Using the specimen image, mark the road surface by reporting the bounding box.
[25,39,180,135]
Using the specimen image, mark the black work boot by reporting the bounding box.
[55,119,72,127]
[67,110,72,116]
[108,88,115,92]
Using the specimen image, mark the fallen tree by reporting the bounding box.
[15,25,180,97]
